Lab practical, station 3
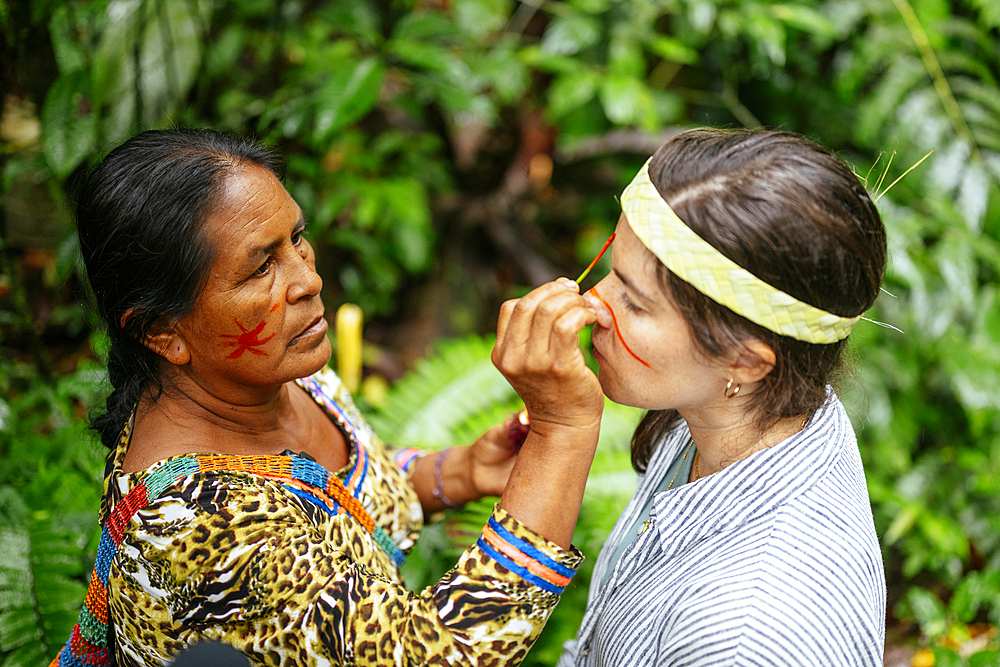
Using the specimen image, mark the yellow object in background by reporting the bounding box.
[336,303,363,394]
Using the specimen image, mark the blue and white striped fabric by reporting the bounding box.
[558,391,885,666]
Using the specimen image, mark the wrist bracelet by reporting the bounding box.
[432,448,462,509]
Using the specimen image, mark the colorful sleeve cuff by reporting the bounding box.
[477,505,584,595]
[391,447,424,474]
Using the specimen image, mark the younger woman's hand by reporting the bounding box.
[492,279,603,433]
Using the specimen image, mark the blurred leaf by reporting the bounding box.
[548,70,599,118]
[453,0,511,37]
[970,649,1000,667]
[48,5,88,74]
[313,58,385,145]
[956,159,990,231]
[41,71,97,179]
[644,35,699,65]
[885,505,920,546]
[769,3,838,38]
[540,13,601,56]
[902,586,949,638]
[391,10,458,42]
[599,74,652,126]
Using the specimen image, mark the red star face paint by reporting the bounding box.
[219,318,275,358]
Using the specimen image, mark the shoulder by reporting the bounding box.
[655,471,883,663]
[716,480,885,664]
[655,518,884,664]
[297,367,387,454]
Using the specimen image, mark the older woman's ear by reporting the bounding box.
[121,308,191,366]
[145,331,190,365]
[728,340,776,385]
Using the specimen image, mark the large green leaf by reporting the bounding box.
[91,0,207,138]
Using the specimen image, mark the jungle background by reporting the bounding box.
[2,0,1000,665]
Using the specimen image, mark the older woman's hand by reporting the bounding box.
[492,278,603,434]
[492,278,604,548]
[466,420,519,497]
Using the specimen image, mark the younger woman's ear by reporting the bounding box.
[728,340,776,385]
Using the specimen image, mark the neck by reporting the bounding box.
[126,372,309,472]
[682,400,806,480]
[153,368,295,432]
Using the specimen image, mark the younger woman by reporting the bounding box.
[558,128,887,666]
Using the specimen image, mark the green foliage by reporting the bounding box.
[896,573,1000,662]
[3,0,1000,662]
[819,3,1000,660]
[0,361,106,666]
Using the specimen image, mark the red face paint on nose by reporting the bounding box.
[589,286,651,368]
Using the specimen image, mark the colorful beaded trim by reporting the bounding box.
[51,452,403,667]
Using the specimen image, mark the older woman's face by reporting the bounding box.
[171,164,331,397]
[586,216,727,413]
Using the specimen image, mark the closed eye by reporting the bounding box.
[621,291,643,314]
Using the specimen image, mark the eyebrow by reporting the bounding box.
[245,214,307,265]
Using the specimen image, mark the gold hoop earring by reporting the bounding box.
[724,379,741,399]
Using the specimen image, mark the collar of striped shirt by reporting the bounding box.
[647,391,848,558]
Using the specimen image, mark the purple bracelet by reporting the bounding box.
[432,448,462,509]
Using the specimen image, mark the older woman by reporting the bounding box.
[55,129,603,666]
[558,129,888,666]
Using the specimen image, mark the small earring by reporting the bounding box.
[724,379,741,399]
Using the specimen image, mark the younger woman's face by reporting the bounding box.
[587,216,728,413]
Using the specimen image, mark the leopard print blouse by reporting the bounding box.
[101,368,583,666]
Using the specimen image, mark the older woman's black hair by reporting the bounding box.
[630,128,887,472]
[77,128,284,449]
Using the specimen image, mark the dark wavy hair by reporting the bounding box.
[77,128,284,449]
[629,128,886,472]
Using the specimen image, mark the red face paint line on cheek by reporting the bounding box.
[219,318,275,359]
[589,287,651,368]
[270,303,279,313]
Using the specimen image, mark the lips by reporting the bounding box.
[591,340,605,365]
[290,314,328,346]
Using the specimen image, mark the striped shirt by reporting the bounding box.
[558,392,885,666]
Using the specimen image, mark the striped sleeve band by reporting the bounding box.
[392,447,424,473]
[477,513,580,595]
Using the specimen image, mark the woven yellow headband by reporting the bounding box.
[620,159,861,344]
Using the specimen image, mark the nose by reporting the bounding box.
[585,281,614,330]
[287,242,322,302]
